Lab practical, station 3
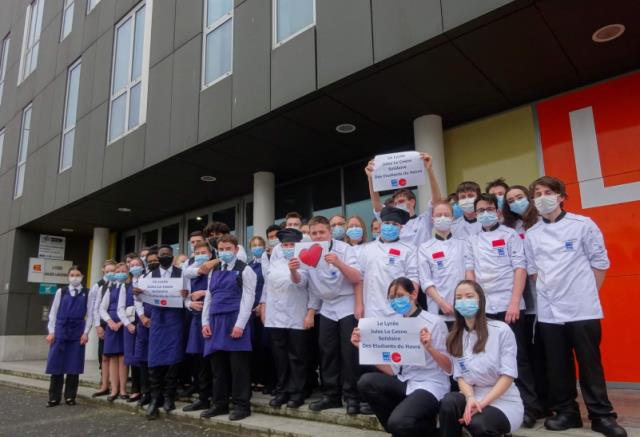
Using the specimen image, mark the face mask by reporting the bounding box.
[268,238,279,248]
[147,262,160,271]
[477,211,499,228]
[371,232,379,241]
[381,223,400,242]
[282,248,295,260]
[114,272,129,282]
[332,226,346,240]
[194,254,210,266]
[452,203,463,219]
[395,202,410,213]
[433,216,453,232]
[140,256,147,267]
[458,197,476,213]
[346,227,363,241]
[251,247,265,258]
[130,266,144,277]
[389,295,412,316]
[218,251,235,264]
[534,194,559,215]
[496,195,505,210]
[105,272,116,282]
[509,198,529,216]
[455,298,480,318]
[302,234,312,242]
[158,256,173,268]
[69,276,82,287]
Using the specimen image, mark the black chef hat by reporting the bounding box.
[380,206,410,225]
[276,228,303,243]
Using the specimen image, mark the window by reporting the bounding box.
[0,35,9,105]
[273,0,315,47]
[202,0,233,88]
[15,104,32,199]
[107,1,151,143]
[60,59,81,172]
[87,0,100,14]
[61,0,74,41]
[0,129,5,168]
[19,0,45,83]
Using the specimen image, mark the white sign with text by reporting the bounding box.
[372,151,425,192]
[137,277,184,308]
[358,317,426,366]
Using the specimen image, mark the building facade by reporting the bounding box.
[0,0,638,386]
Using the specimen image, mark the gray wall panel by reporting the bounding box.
[76,44,96,121]
[33,16,59,98]
[102,138,124,187]
[84,102,108,194]
[199,76,232,143]
[97,0,117,37]
[69,115,91,202]
[170,36,200,155]
[0,113,20,178]
[56,2,85,77]
[40,141,59,215]
[18,136,49,224]
[149,0,176,67]
[91,29,113,112]
[271,28,316,110]
[144,55,173,168]
[316,0,373,88]
[442,0,514,31]
[174,0,202,49]
[0,172,15,234]
[122,125,145,178]
[82,0,101,52]
[54,156,70,209]
[232,0,271,128]
[0,63,18,128]
[115,0,140,22]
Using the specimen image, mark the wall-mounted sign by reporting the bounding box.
[38,235,66,260]
[28,258,73,284]
[38,283,59,295]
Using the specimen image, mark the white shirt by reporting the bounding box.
[116,283,137,327]
[373,205,434,247]
[264,258,321,329]
[306,239,359,322]
[451,320,524,432]
[358,239,419,317]
[524,212,609,324]
[100,283,126,322]
[47,286,93,335]
[418,235,467,321]
[465,225,526,314]
[91,281,110,327]
[451,216,482,239]
[202,258,257,330]
[391,310,450,400]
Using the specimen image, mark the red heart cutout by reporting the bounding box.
[299,243,323,268]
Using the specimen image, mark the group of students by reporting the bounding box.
[44,153,627,436]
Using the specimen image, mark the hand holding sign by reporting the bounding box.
[372,151,426,192]
[294,241,330,269]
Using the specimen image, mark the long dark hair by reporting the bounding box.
[387,277,415,297]
[446,280,489,357]
[502,185,539,231]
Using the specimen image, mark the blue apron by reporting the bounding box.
[122,283,138,366]
[249,260,270,348]
[203,266,252,357]
[46,287,88,375]
[186,273,208,355]
[103,284,124,355]
[148,267,184,368]
[133,301,152,364]
[249,260,265,308]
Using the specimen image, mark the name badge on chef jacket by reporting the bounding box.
[387,248,401,266]
[432,251,446,270]
[457,356,470,374]
[563,239,576,251]
[492,239,506,257]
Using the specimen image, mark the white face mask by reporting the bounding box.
[534,194,560,215]
[458,197,476,213]
[268,238,279,248]
[433,216,453,232]
[69,276,82,287]
[395,202,410,213]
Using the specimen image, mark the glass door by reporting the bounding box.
[210,199,243,246]
[120,229,139,260]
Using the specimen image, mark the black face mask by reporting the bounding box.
[158,256,173,268]
[147,262,160,271]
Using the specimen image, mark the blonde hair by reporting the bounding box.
[345,215,368,246]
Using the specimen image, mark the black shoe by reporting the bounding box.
[286,399,304,409]
[309,397,342,412]
[201,405,229,418]
[545,413,583,431]
[229,409,250,421]
[183,399,210,412]
[65,398,76,406]
[107,394,118,402]
[269,394,289,408]
[346,403,359,415]
[359,402,374,415]
[92,389,109,398]
[163,399,176,412]
[591,417,627,437]
[137,394,151,407]
[146,400,160,420]
[522,412,537,428]
[46,400,60,408]
[119,394,129,400]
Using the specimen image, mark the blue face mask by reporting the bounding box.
[346,227,363,241]
[509,198,529,216]
[452,203,463,219]
[194,254,210,266]
[389,295,412,316]
[114,272,129,282]
[130,266,144,277]
[371,232,380,241]
[455,298,479,318]
[251,246,265,258]
[380,223,400,242]
[106,272,116,282]
[496,195,505,210]
[477,211,499,228]
[218,251,235,264]
[282,248,295,260]
[332,226,346,240]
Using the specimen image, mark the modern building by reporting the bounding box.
[0,0,638,387]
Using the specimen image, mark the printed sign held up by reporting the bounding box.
[358,317,426,366]
[372,151,425,192]
[137,277,184,308]
[293,241,330,269]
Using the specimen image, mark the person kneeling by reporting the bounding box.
[352,277,451,437]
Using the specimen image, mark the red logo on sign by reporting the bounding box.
[398,178,407,186]
[391,352,402,363]
[160,299,167,305]
[492,239,506,247]
[432,251,445,259]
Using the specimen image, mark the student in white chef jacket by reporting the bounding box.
[260,214,304,279]
[358,206,419,318]
[464,193,541,427]
[91,259,117,397]
[451,181,483,239]
[418,200,467,328]
[524,176,626,437]
[439,280,524,436]
[352,277,451,436]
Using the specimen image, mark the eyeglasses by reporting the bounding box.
[476,207,497,214]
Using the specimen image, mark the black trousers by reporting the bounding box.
[130,365,141,393]
[49,374,79,402]
[270,327,308,401]
[149,364,179,401]
[305,315,321,392]
[139,362,150,395]
[191,353,212,402]
[524,314,548,412]
[318,314,359,403]
[538,319,615,419]
[487,311,541,416]
[357,372,439,437]
[210,351,251,411]
[439,392,511,437]
[251,315,275,389]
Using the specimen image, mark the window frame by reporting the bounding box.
[0,34,10,106]
[201,0,234,90]
[14,103,32,199]
[60,0,74,41]
[59,58,81,173]
[18,0,44,84]
[106,0,152,145]
[86,0,100,14]
[272,0,316,49]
